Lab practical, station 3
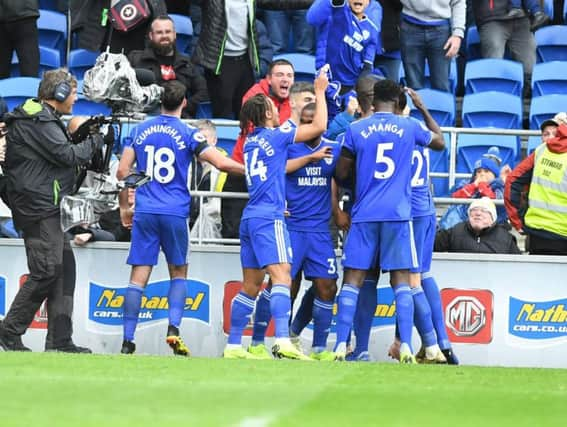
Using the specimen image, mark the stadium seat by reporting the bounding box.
[0,77,42,111]
[531,61,567,96]
[38,9,68,59]
[534,25,567,63]
[527,135,543,155]
[461,91,523,129]
[169,14,193,54]
[68,49,99,80]
[39,0,59,10]
[544,0,554,18]
[529,94,567,129]
[456,134,518,174]
[214,122,240,155]
[406,89,456,126]
[399,58,458,93]
[465,26,481,60]
[564,0,567,23]
[464,58,524,96]
[274,53,316,81]
[196,101,212,119]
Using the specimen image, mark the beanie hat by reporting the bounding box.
[468,197,497,224]
[473,156,500,178]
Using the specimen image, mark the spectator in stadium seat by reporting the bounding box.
[472,0,536,95]
[191,0,313,119]
[505,112,567,255]
[71,0,167,54]
[128,15,208,118]
[0,0,40,78]
[399,0,465,92]
[435,197,522,253]
[439,147,510,230]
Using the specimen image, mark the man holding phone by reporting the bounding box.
[116,80,244,356]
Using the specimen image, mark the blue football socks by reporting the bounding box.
[411,286,437,347]
[228,291,255,345]
[123,283,144,342]
[270,285,291,338]
[352,277,377,354]
[290,285,315,336]
[393,283,414,351]
[251,288,271,346]
[334,284,360,350]
[168,278,187,328]
[312,297,334,349]
[422,273,451,350]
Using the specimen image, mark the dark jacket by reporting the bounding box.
[3,99,101,228]
[0,96,7,118]
[378,0,402,52]
[472,0,513,26]
[435,221,521,254]
[192,0,313,74]
[128,47,208,117]
[70,0,167,52]
[0,0,39,22]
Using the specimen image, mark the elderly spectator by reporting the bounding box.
[128,15,208,118]
[505,112,567,255]
[399,0,465,92]
[435,197,521,253]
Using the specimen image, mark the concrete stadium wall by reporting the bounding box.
[0,239,565,368]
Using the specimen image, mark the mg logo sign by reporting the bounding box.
[441,289,493,344]
[446,296,486,336]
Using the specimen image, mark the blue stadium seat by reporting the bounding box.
[429,133,451,197]
[0,77,42,111]
[274,53,316,81]
[169,14,193,54]
[406,89,456,126]
[456,134,518,174]
[73,98,111,116]
[529,94,567,129]
[462,91,523,129]
[465,26,481,60]
[527,136,543,155]
[399,58,458,93]
[196,101,212,119]
[38,9,67,59]
[214,122,240,155]
[534,25,567,63]
[464,58,524,96]
[11,46,61,77]
[68,49,99,80]
[564,0,567,23]
[39,0,59,10]
[544,0,554,18]
[531,61,567,96]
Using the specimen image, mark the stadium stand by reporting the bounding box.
[531,61,567,96]
[0,77,42,111]
[67,49,99,80]
[534,25,567,62]
[529,94,567,129]
[461,91,523,129]
[169,13,193,55]
[456,134,518,174]
[464,58,524,96]
[196,101,213,119]
[406,89,456,126]
[429,133,452,196]
[527,135,543,155]
[274,53,316,81]
[465,26,481,60]
[399,58,458,93]
[37,9,68,60]
[215,122,240,155]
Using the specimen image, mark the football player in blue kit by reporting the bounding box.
[223,69,330,360]
[117,81,245,355]
[333,79,444,363]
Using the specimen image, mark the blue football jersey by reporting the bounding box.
[286,137,341,231]
[411,144,436,218]
[343,113,432,222]
[125,115,209,217]
[242,121,297,220]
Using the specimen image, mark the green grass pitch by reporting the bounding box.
[1,353,566,427]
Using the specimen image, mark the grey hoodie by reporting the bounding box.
[401,0,466,38]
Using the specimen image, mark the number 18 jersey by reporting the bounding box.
[343,112,432,222]
[126,114,209,218]
[242,121,297,220]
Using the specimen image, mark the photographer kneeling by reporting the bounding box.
[0,68,104,353]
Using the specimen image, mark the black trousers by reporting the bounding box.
[221,173,248,239]
[204,54,255,119]
[0,17,40,78]
[527,233,567,255]
[1,214,77,349]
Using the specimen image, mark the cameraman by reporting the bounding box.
[0,68,104,353]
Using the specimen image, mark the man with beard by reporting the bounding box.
[128,15,208,118]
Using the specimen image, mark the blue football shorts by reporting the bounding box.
[289,230,338,280]
[342,220,418,271]
[240,217,292,269]
[127,213,189,266]
[410,213,436,274]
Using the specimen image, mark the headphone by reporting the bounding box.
[53,74,73,102]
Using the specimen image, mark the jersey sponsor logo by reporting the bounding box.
[89,279,210,326]
[0,276,5,317]
[441,289,493,344]
[509,297,567,340]
[194,131,207,143]
[223,281,275,336]
[343,34,363,52]
[19,274,48,329]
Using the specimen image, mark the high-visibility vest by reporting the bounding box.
[525,144,567,237]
